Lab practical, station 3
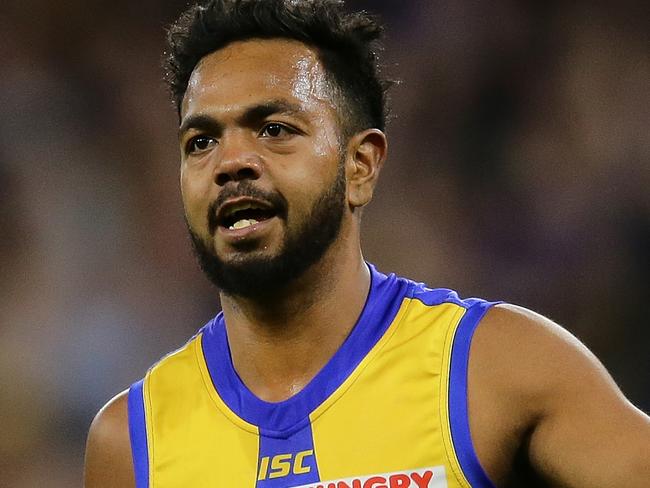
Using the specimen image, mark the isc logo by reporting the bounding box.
[257,450,314,480]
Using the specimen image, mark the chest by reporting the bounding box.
[132,295,497,487]
[153,340,456,486]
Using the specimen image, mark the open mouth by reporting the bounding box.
[217,200,278,231]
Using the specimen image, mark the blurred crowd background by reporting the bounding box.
[1,0,648,485]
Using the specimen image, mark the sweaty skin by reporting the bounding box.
[84,39,650,488]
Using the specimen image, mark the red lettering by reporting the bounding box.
[363,477,388,488]
[336,480,361,488]
[411,470,433,488]
[389,474,411,488]
[337,481,362,488]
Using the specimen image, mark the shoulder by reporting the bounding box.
[469,303,622,421]
[471,303,615,403]
[84,390,135,488]
[467,303,650,485]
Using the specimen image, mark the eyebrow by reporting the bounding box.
[178,100,305,137]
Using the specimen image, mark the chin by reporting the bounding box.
[218,248,281,268]
[213,256,300,299]
[216,238,282,263]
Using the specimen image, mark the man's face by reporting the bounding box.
[179,39,348,298]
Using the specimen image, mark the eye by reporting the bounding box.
[186,135,216,154]
[260,123,294,138]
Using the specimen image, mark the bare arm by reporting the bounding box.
[469,304,650,487]
[84,390,135,488]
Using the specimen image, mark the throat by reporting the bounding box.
[251,373,313,403]
[223,291,358,404]
[232,332,336,403]
[220,252,371,404]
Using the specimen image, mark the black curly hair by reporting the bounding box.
[164,0,391,136]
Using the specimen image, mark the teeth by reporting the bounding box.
[229,219,259,230]
[224,202,264,220]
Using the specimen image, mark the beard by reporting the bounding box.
[187,160,347,300]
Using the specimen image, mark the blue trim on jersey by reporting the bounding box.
[411,283,485,309]
[256,424,321,486]
[448,301,498,488]
[128,379,149,488]
[200,263,412,434]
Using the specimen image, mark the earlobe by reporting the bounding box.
[346,129,388,208]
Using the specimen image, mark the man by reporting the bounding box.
[84,1,650,487]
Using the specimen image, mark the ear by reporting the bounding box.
[346,129,388,209]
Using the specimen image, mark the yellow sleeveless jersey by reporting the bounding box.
[128,264,498,488]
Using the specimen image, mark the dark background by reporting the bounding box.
[1,1,648,485]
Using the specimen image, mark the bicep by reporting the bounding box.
[84,390,136,488]
[479,304,650,488]
[517,307,650,487]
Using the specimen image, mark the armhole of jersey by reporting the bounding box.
[448,301,498,488]
[128,379,150,488]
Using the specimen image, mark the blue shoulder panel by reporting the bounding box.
[448,300,498,488]
[127,379,149,488]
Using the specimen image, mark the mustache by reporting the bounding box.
[207,181,288,235]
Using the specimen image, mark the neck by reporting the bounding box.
[219,239,370,402]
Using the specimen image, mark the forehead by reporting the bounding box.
[181,38,336,119]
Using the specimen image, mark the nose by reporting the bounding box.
[214,134,262,186]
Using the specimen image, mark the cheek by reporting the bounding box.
[180,166,212,231]
[282,160,336,218]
